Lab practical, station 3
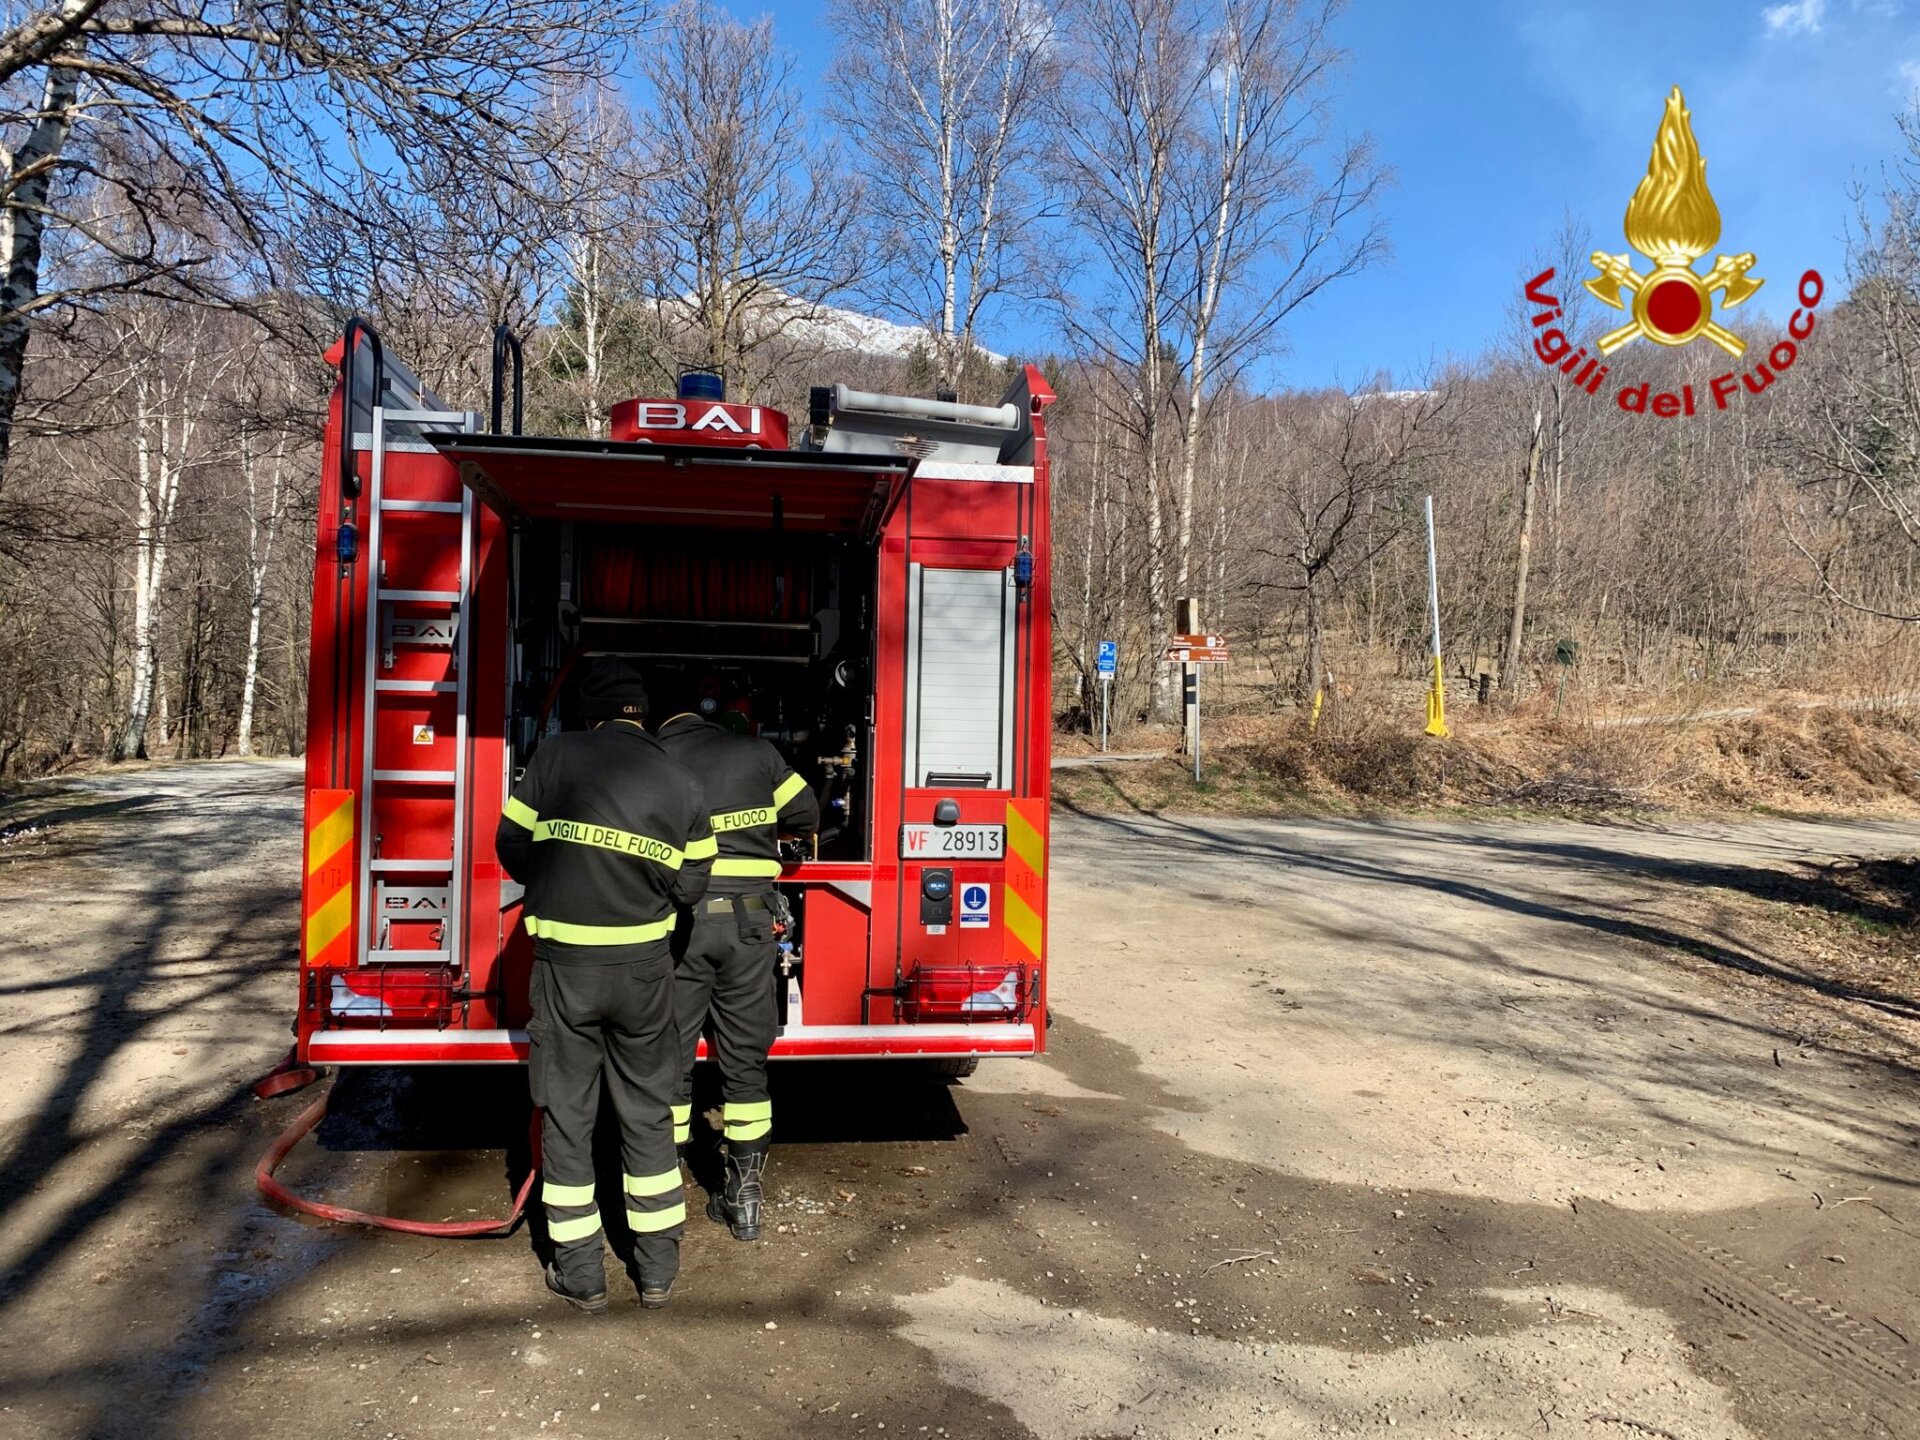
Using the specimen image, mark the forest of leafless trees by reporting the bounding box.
[0,0,1915,776]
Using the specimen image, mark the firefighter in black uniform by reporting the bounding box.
[496,660,715,1312]
[655,691,819,1241]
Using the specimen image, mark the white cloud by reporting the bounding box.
[1900,58,1920,96]
[1762,0,1826,32]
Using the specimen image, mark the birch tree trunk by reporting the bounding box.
[1140,129,1173,720]
[0,13,82,507]
[830,0,1049,396]
[1304,565,1324,710]
[1112,435,1130,718]
[236,430,288,756]
[572,231,608,437]
[1144,377,1170,719]
[114,332,206,761]
[1175,41,1243,596]
[1502,407,1543,698]
[934,0,959,383]
[1549,381,1564,595]
[116,372,167,760]
[1077,416,1103,712]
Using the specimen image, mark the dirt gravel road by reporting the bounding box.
[1,762,1917,1439]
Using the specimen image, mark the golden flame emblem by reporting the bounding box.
[1585,88,1762,357]
[1625,88,1720,263]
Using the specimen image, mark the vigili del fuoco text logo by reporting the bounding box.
[1523,87,1823,418]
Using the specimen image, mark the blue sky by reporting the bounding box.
[731,0,1920,390]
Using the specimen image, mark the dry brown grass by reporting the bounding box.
[1053,700,1920,819]
[1652,853,1920,1070]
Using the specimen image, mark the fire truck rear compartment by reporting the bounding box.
[508,519,874,860]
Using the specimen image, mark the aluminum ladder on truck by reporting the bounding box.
[355,392,480,970]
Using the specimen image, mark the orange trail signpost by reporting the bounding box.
[1163,630,1231,780]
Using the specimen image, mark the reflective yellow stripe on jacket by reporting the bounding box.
[524,914,677,946]
[534,818,684,869]
[713,770,805,835]
[712,857,783,879]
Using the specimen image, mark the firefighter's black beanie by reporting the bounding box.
[580,657,649,722]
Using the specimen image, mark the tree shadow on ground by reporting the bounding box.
[1056,804,1920,1029]
[5,1016,1913,1440]
[1,772,1914,1437]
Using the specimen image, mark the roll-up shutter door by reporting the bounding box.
[904,564,1016,788]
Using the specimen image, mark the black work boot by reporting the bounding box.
[545,1263,609,1314]
[631,1235,680,1310]
[706,1149,766,1241]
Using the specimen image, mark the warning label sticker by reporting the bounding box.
[960,883,991,928]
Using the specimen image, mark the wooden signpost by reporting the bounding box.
[1164,602,1231,780]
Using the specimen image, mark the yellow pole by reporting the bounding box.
[1425,653,1449,738]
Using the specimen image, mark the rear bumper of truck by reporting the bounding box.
[305,1022,1038,1065]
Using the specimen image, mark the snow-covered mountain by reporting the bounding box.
[653,287,1010,366]
[763,295,1008,365]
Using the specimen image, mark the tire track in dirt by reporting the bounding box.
[1582,1199,1920,1433]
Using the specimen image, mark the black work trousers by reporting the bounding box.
[672,893,778,1158]
[528,953,685,1295]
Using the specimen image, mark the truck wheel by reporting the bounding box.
[926,1057,980,1080]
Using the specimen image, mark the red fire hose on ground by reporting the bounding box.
[252,1053,540,1237]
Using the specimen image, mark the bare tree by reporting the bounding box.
[1057,0,1202,717]
[539,83,655,436]
[231,345,301,756]
[1779,120,1920,624]
[108,301,233,759]
[0,0,647,523]
[638,0,867,399]
[1170,0,1382,598]
[517,79,706,436]
[829,0,1054,394]
[1255,386,1445,702]
[1059,0,1381,716]
[234,426,287,756]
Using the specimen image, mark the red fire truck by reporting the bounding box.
[294,323,1052,1069]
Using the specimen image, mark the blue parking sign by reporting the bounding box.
[1096,639,1117,677]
